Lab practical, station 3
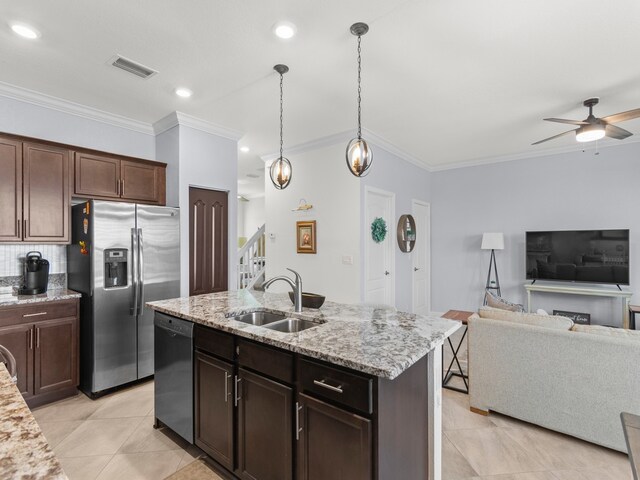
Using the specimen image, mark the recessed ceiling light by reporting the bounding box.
[11,23,40,39]
[273,21,297,39]
[175,87,193,98]
[240,146,250,153]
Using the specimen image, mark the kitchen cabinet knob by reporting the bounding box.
[384,271,390,276]
[414,267,420,272]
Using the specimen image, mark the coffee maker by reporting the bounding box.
[19,251,49,295]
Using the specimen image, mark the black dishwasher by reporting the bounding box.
[154,312,194,443]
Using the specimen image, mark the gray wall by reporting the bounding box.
[0,95,155,159]
[360,146,432,312]
[431,142,640,326]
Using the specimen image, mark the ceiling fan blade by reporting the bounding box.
[543,118,589,125]
[601,108,640,124]
[605,124,633,140]
[532,129,577,145]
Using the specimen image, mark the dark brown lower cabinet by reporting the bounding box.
[34,317,78,396]
[237,368,292,480]
[0,323,33,399]
[297,393,372,480]
[0,299,79,408]
[195,351,234,470]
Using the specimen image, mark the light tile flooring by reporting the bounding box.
[32,380,632,480]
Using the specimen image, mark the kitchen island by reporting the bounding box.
[148,290,461,480]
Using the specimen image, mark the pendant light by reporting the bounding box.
[346,22,373,177]
[270,64,292,190]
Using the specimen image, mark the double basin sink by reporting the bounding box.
[231,311,322,333]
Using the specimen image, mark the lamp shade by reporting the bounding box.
[481,232,504,250]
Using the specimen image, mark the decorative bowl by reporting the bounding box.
[288,291,326,309]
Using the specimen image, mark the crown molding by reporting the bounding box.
[153,111,243,141]
[260,128,432,172]
[429,136,640,172]
[0,80,154,135]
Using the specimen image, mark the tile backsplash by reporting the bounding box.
[0,245,67,276]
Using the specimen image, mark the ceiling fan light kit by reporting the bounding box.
[346,22,373,178]
[533,97,640,146]
[270,64,292,190]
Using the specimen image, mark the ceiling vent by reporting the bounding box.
[109,55,158,79]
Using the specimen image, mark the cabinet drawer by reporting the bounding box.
[0,300,77,327]
[298,358,373,415]
[195,324,234,361]
[237,339,294,384]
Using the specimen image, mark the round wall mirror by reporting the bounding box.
[397,214,416,253]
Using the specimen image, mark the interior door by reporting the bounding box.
[189,187,228,296]
[412,200,431,315]
[136,205,180,379]
[364,187,395,306]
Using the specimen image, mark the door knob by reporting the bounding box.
[414,267,420,272]
[384,271,390,276]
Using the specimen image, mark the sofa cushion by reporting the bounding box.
[484,290,524,312]
[571,324,640,340]
[478,306,574,330]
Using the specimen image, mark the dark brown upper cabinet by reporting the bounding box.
[0,137,22,242]
[0,136,71,244]
[23,142,71,243]
[74,152,166,205]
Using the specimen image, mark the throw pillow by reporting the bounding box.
[484,290,524,312]
[479,306,574,330]
[571,324,640,339]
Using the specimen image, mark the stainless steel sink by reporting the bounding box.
[232,311,287,326]
[263,318,323,333]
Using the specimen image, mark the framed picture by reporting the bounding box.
[296,221,316,254]
[553,310,591,325]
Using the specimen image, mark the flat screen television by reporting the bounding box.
[526,229,629,285]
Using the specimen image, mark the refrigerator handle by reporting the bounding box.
[137,228,145,316]
[131,228,139,315]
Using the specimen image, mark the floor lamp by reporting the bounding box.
[482,232,504,304]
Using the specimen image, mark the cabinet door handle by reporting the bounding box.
[36,327,40,348]
[29,329,33,350]
[313,379,344,394]
[234,375,242,407]
[17,219,20,238]
[23,219,27,238]
[121,179,125,197]
[295,402,303,441]
[23,312,47,318]
[116,179,120,196]
[224,372,230,403]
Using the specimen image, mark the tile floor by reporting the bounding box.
[32,380,632,480]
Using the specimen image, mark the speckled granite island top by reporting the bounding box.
[0,364,67,480]
[0,288,81,307]
[147,290,461,379]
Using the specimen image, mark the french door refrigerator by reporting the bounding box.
[68,200,180,396]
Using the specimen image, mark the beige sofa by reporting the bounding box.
[468,307,640,452]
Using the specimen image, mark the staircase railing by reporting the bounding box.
[237,224,266,289]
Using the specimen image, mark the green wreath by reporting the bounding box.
[371,217,387,243]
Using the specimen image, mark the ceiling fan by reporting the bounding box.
[532,98,640,145]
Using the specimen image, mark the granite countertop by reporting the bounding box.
[147,290,461,379]
[0,288,81,307]
[0,364,67,480]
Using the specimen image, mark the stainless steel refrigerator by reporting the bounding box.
[68,200,180,396]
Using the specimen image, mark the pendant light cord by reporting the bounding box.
[280,72,284,160]
[357,34,362,140]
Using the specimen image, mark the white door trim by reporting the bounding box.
[364,186,396,307]
[411,199,431,314]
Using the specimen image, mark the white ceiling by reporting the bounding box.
[2,0,640,196]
